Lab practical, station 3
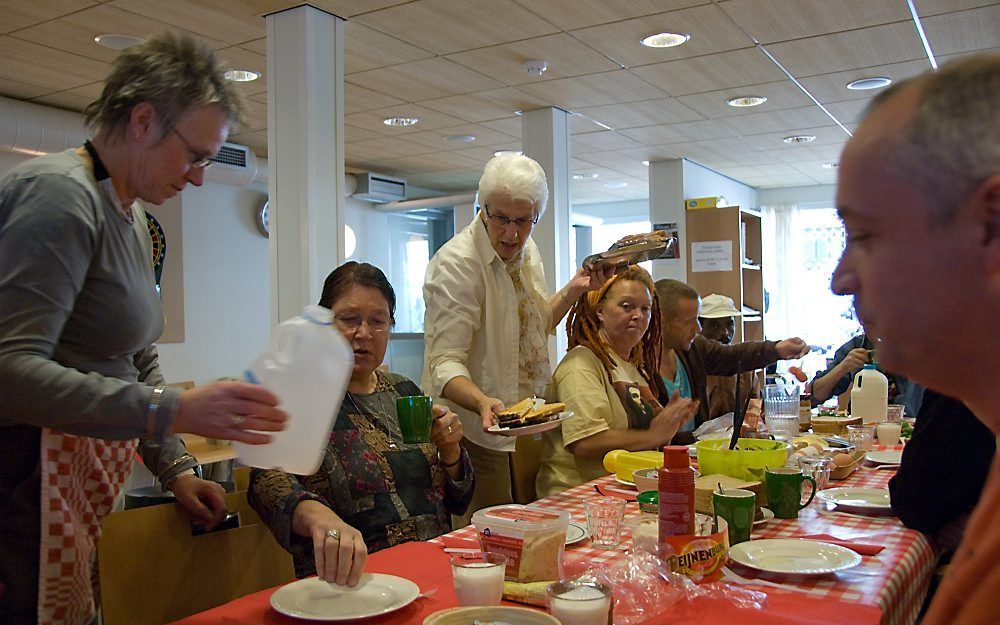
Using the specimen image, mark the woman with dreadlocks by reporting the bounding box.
[535,266,699,497]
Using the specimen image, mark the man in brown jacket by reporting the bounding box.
[653,279,809,442]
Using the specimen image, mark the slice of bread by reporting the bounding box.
[521,402,565,425]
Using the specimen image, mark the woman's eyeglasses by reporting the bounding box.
[482,204,538,229]
[333,314,392,334]
[172,127,213,169]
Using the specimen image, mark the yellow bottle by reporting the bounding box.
[603,449,664,482]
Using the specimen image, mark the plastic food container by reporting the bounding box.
[471,505,570,582]
[695,438,790,483]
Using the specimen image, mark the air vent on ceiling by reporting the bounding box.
[204,141,259,187]
[209,143,250,168]
[352,172,407,203]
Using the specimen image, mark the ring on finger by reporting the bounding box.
[231,415,246,426]
[326,528,341,541]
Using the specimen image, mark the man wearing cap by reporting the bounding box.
[698,294,762,420]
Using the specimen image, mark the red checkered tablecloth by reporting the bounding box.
[436,445,935,625]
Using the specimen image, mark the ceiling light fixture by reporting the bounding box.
[443,134,476,143]
[782,135,816,144]
[572,172,598,180]
[847,77,893,90]
[523,59,548,77]
[822,162,839,169]
[494,150,523,157]
[94,34,144,50]
[224,69,261,82]
[603,181,628,189]
[513,110,523,116]
[727,95,767,107]
[640,32,691,48]
[383,116,419,127]
[642,160,650,166]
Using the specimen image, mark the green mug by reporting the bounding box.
[765,467,817,519]
[396,395,433,444]
[712,488,756,545]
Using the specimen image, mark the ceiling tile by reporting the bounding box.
[572,130,644,154]
[405,168,483,191]
[444,33,620,85]
[718,105,840,135]
[478,117,523,137]
[402,124,523,151]
[765,21,927,77]
[237,97,268,131]
[619,119,739,145]
[913,0,1000,16]
[30,89,95,111]
[0,36,108,92]
[675,80,815,118]
[516,70,668,108]
[237,1,413,19]
[227,129,267,155]
[452,142,523,165]
[343,21,434,74]
[0,0,97,35]
[353,0,559,55]
[344,124,387,143]
[822,99,873,125]
[417,88,550,123]
[631,48,786,96]
[570,3,753,68]
[0,77,52,100]
[772,143,847,163]
[921,4,1000,56]
[345,104,469,136]
[345,83,405,115]
[741,125,848,151]
[346,137,437,161]
[511,0,705,31]
[574,98,703,130]
[717,0,909,44]
[108,0,264,45]
[795,59,930,104]
[346,58,503,102]
[358,151,482,176]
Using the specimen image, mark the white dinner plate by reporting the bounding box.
[753,507,774,526]
[728,538,862,575]
[566,521,589,546]
[614,476,637,487]
[865,450,902,465]
[487,411,574,437]
[816,487,893,513]
[269,574,419,621]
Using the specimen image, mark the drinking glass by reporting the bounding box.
[798,456,833,492]
[763,384,799,440]
[584,497,626,549]
[450,552,507,606]
[876,422,903,446]
[885,404,905,423]
[547,580,612,625]
[847,424,876,452]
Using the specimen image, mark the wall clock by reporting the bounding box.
[256,199,270,237]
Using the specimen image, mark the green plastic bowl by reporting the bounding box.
[695,438,791,483]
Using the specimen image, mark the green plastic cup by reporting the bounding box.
[396,395,433,443]
[713,488,756,545]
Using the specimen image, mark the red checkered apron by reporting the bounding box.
[36,429,137,625]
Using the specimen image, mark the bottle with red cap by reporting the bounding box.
[658,445,695,543]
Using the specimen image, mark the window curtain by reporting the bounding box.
[761,203,804,342]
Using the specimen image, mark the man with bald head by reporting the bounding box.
[831,54,1000,625]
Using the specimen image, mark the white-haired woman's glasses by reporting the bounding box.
[483,204,538,229]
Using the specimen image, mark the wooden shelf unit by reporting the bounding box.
[685,206,765,344]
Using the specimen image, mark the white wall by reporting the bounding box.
[759,184,836,209]
[682,159,758,211]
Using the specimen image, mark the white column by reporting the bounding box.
[522,107,572,363]
[649,159,686,281]
[266,6,345,325]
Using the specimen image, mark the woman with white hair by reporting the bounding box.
[422,153,611,525]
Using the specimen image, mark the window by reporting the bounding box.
[387,209,453,333]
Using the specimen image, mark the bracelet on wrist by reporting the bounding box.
[439,453,462,468]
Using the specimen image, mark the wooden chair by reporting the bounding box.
[98,490,294,625]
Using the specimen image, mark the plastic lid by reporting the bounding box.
[863,364,876,370]
[662,446,690,469]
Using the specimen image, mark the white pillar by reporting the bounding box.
[649,159,686,281]
[266,6,345,325]
[522,107,572,363]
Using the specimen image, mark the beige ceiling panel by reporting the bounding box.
[715,150,783,167]
[570,113,613,135]
[237,1,413,19]
[12,5,228,63]
[619,119,738,145]
[478,117,523,137]
[346,58,503,102]
[516,70,668,108]
[922,4,1000,56]
[913,0,999,16]
[0,77,51,100]
[109,0,264,45]
[444,33,620,85]
[573,190,631,205]
[31,90,95,112]
[347,137,436,161]
[0,36,108,91]
[716,163,801,179]
[402,125,522,151]
[1,0,97,35]
[227,129,267,155]
[717,105,837,135]
[631,48,785,96]
[795,59,930,104]
[345,104,469,135]
[406,169,482,192]
[235,97,268,131]
[360,151,481,175]
[343,21,434,74]
[353,0,559,55]
[773,143,846,163]
[574,98,703,130]
[345,83,405,115]
[717,0,908,44]
[765,22,927,77]
[572,130,644,154]
[741,125,848,151]
[344,124,388,143]
[752,173,820,188]
[512,0,703,31]
[417,88,550,123]
[452,142,522,165]
[237,37,266,56]
[822,99,874,125]
[788,159,842,176]
[570,3,752,69]
[675,81,814,119]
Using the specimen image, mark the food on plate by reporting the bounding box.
[497,401,565,429]
[582,230,676,272]
[497,397,534,423]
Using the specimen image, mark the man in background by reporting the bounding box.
[698,293,762,420]
[831,54,999,625]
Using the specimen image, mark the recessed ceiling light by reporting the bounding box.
[847,77,892,90]
[603,181,628,189]
[493,150,523,157]
[224,69,260,82]
[572,172,598,180]
[642,160,650,166]
[783,135,816,144]
[640,32,691,48]
[822,162,839,169]
[443,134,476,143]
[726,95,767,108]
[383,116,419,127]
[513,110,523,116]
[94,34,144,50]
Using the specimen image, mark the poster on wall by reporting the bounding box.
[691,240,733,273]
[652,221,680,264]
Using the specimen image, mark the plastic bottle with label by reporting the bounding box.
[850,364,888,423]
[658,446,695,542]
[235,305,353,474]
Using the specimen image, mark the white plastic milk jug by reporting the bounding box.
[235,305,353,474]
[850,364,888,423]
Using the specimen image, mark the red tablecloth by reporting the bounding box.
[168,445,931,625]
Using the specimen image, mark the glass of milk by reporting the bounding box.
[547,580,612,625]
[450,552,507,606]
